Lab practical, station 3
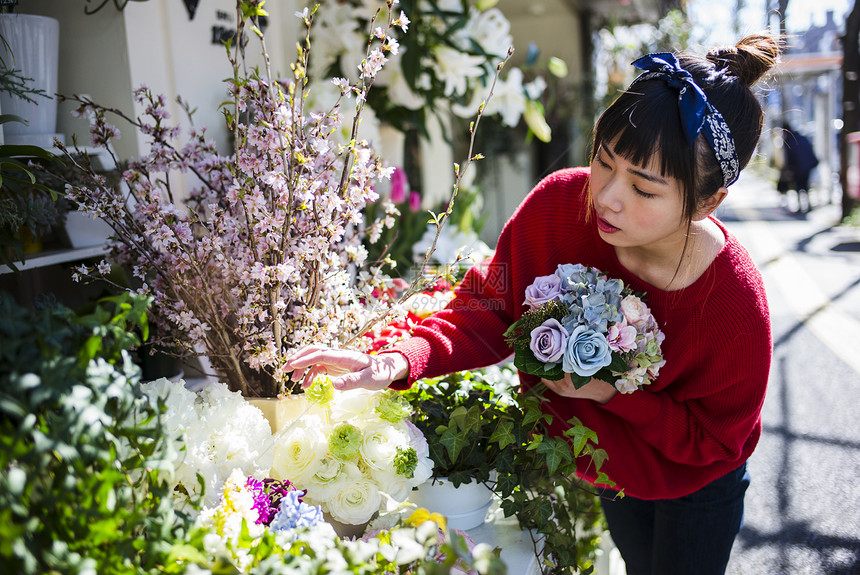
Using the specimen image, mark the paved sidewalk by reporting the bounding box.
[718,167,860,575]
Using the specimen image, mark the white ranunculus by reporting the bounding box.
[271,416,329,485]
[305,458,362,501]
[359,422,410,472]
[327,478,383,524]
[330,388,379,422]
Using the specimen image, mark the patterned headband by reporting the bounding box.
[629,52,740,187]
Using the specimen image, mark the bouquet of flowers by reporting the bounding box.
[504,263,665,393]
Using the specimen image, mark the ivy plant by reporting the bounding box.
[0,291,193,574]
[403,366,619,575]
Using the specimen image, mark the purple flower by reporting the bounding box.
[523,274,563,310]
[246,476,296,525]
[563,325,613,377]
[529,318,568,363]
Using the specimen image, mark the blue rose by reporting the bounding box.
[563,325,613,377]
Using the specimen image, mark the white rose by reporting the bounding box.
[327,479,383,525]
[271,417,328,484]
[360,422,409,473]
[404,420,429,460]
[370,468,412,502]
[305,458,362,501]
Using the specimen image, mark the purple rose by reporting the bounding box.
[523,274,563,309]
[529,318,569,363]
[562,325,613,377]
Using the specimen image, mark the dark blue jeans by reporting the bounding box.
[600,463,750,575]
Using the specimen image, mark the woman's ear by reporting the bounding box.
[694,187,728,220]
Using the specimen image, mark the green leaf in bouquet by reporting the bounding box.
[569,371,591,389]
[608,352,630,374]
[439,426,470,462]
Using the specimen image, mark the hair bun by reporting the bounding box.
[706,33,781,87]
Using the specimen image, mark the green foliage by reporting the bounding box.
[403,367,617,574]
[0,291,192,574]
[0,115,68,270]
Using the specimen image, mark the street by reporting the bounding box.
[717,165,860,575]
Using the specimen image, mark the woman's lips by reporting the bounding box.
[596,215,620,233]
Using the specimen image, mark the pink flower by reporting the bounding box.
[390,167,408,203]
[409,191,421,212]
[620,295,652,327]
[607,318,637,352]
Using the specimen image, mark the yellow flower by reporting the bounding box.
[406,507,447,531]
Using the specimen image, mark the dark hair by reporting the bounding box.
[591,34,781,223]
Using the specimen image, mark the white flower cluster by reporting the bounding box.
[139,379,274,510]
[270,382,433,525]
[310,0,546,134]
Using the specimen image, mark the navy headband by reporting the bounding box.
[629,52,740,187]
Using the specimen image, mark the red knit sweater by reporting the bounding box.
[388,167,772,500]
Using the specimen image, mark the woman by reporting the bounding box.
[286,34,779,575]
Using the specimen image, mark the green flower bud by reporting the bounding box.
[329,422,362,460]
[393,446,418,478]
[306,375,335,407]
[374,390,412,423]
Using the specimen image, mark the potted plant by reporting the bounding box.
[0,116,67,268]
[402,365,613,574]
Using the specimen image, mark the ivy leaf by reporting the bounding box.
[563,421,599,456]
[591,448,609,471]
[537,437,572,476]
[489,419,515,450]
[440,427,470,463]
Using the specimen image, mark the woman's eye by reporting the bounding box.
[633,186,656,199]
[596,156,610,169]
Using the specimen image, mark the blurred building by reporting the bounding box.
[768,9,844,198]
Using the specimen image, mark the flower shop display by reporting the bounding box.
[59,0,503,399]
[183,469,508,574]
[0,291,506,574]
[403,366,613,574]
[140,375,433,527]
[505,263,665,393]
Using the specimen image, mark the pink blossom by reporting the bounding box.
[390,167,408,203]
[607,318,637,352]
[409,191,421,212]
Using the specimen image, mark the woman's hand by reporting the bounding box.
[541,373,617,404]
[284,345,410,391]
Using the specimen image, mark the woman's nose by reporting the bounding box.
[596,177,623,212]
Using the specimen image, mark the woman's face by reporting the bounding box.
[589,142,689,253]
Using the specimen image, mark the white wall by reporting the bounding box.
[14,0,298,162]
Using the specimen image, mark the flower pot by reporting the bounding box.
[246,395,313,434]
[409,477,494,530]
[64,210,113,248]
[0,14,62,147]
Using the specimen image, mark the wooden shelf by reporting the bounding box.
[0,245,108,275]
